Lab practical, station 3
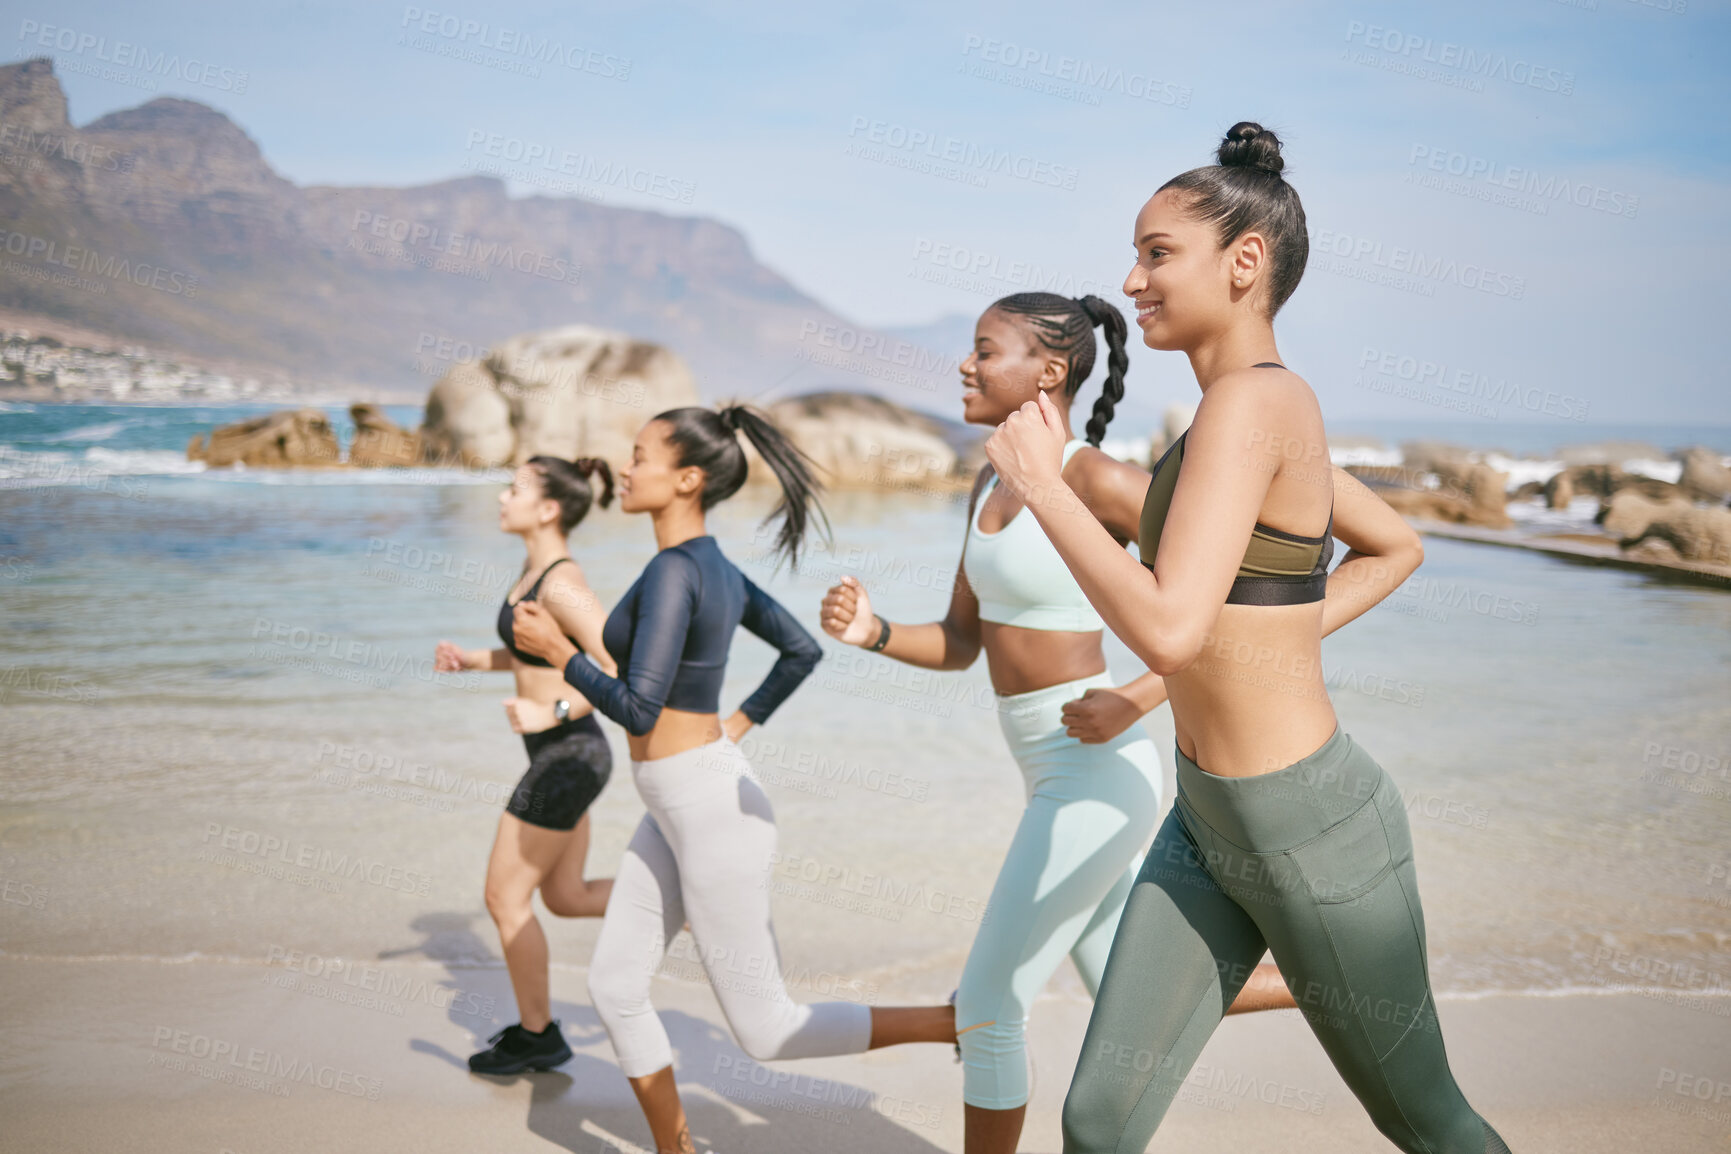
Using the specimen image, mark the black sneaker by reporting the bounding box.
[468,1020,573,1074]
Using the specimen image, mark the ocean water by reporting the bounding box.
[0,403,1727,1008]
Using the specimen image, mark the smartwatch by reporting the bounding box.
[554,699,571,724]
[867,615,891,653]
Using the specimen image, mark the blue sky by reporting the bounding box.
[10,0,1730,428]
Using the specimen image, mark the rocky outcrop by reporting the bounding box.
[186,408,340,467]
[759,392,965,491]
[347,404,420,467]
[1678,447,1731,504]
[419,326,697,468]
[1377,460,1512,528]
[1600,492,1731,564]
[1544,463,1682,510]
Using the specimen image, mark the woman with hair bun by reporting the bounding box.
[511,404,957,1154]
[987,123,1512,1152]
[821,292,1292,1154]
[432,455,620,1075]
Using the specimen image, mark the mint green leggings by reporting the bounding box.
[1062,729,1510,1153]
[955,672,1163,1110]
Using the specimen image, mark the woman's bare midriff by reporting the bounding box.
[981,621,1108,696]
[513,662,598,720]
[628,705,726,763]
[1165,600,1339,778]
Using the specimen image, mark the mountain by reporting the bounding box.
[0,57,958,410]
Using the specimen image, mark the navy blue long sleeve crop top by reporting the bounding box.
[560,535,821,737]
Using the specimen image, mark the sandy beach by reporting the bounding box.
[4,953,1727,1153]
[4,408,1730,1153]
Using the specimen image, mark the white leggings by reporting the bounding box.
[954,671,1164,1109]
[587,737,874,1078]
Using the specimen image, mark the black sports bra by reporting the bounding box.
[497,558,583,667]
[1138,363,1334,606]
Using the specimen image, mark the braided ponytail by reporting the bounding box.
[991,292,1131,447]
[1077,295,1127,447]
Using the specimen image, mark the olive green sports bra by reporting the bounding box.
[1138,365,1334,606]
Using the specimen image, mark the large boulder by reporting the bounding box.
[419,326,698,468]
[1599,490,1689,539]
[419,360,515,467]
[187,408,340,467]
[347,403,420,467]
[1378,460,1511,528]
[1678,447,1731,504]
[1600,492,1731,564]
[759,391,965,491]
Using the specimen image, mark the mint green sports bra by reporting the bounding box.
[964,439,1105,632]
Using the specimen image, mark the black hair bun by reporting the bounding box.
[1217,121,1284,176]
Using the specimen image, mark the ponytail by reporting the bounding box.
[657,404,830,568]
[1077,295,1127,448]
[991,291,1130,447]
[528,454,612,534]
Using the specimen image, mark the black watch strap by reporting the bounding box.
[867,615,891,653]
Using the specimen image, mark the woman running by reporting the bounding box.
[432,456,618,1075]
[986,123,1511,1152]
[820,291,1293,1154]
[511,405,955,1154]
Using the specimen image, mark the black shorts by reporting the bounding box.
[506,714,612,831]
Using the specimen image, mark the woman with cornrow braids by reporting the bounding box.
[432,455,621,1075]
[511,404,959,1154]
[821,292,1296,1154]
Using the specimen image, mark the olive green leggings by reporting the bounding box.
[1062,729,1510,1154]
